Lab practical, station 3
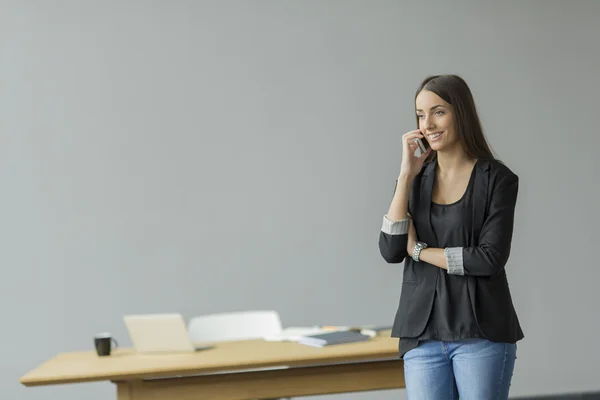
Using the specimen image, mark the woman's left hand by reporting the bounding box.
[407,217,417,256]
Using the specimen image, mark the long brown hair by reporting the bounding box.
[415,75,497,163]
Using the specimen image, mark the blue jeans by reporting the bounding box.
[403,338,517,400]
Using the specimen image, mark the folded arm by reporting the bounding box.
[378,216,409,263]
[378,175,413,263]
[420,173,519,276]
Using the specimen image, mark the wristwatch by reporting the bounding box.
[412,241,428,262]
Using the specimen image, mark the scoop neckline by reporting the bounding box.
[431,160,477,207]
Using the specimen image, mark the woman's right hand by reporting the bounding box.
[399,129,431,180]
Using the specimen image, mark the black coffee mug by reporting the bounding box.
[94,333,118,356]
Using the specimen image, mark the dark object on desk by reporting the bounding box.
[194,345,215,352]
[94,333,118,356]
[350,325,393,337]
[299,331,371,347]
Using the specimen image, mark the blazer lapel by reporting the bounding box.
[471,159,490,244]
[418,160,438,248]
[416,159,491,248]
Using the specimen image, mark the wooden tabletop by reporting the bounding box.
[20,334,400,387]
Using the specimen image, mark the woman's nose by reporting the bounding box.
[425,116,436,130]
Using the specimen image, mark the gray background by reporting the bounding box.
[2,1,599,399]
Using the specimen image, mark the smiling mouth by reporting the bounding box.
[427,131,443,141]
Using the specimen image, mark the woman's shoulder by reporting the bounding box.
[485,158,518,180]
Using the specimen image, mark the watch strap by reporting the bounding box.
[412,241,428,262]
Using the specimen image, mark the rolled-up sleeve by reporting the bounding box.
[445,247,464,275]
[450,173,519,277]
[379,216,409,263]
[382,215,409,235]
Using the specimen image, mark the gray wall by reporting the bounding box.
[2,1,599,399]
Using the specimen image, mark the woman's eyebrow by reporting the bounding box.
[416,105,444,112]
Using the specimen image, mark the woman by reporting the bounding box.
[379,74,523,399]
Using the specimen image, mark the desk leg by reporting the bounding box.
[115,380,143,400]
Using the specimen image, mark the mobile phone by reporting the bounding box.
[413,137,430,156]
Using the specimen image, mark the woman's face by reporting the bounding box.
[415,90,459,152]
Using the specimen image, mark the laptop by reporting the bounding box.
[124,313,213,354]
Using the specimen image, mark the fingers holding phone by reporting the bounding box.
[400,130,431,179]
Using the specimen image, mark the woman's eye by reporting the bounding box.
[435,110,444,115]
[417,114,424,119]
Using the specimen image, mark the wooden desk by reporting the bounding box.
[20,335,405,400]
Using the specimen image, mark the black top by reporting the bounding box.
[380,159,524,350]
[399,166,482,358]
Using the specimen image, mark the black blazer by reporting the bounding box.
[379,158,524,343]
